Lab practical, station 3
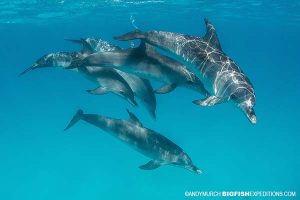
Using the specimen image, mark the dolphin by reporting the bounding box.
[64,109,202,174]
[66,38,157,119]
[19,52,138,107]
[70,39,209,97]
[114,18,257,124]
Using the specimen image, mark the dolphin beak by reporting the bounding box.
[242,106,257,124]
[19,63,39,76]
[187,165,202,174]
[249,114,257,124]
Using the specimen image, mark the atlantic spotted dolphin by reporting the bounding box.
[70,39,209,96]
[64,109,202,174]
[66,38,157,118]
[114,18,257,124]
[19,52,138,107]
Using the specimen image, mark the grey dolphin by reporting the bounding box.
[71,39,209,96]
[66,38,157,119]
[114,18,257,124]
[64,109,202,174]
[19,52,138,107]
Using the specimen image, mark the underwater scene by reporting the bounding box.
[0,0,299,199]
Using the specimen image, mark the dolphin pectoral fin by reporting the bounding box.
[155,84,177,94]
[86,87,110,95]
[139,160,162,170]
[192,96,223,106]
[126,109,142,126]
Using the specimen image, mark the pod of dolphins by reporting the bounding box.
[20,18,256,174]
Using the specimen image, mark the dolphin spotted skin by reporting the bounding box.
[114,18,257,124]
[65,38,122,53]
[19,52,138,107]
[67,38,157,119]
[72,39,209,97]
[64,109,202,174]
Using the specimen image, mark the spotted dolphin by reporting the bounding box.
[66,38,157,119]
[114,18,257,124]
[19,52,138,107]
[70,39,209,97]
[64,109,202,174]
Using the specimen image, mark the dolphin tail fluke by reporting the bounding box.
[192,96,223,106]
[64,109,84,131]
[113,30,145,41]
[139,160,162,170]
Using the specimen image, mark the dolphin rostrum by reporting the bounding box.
[114,18,257,124]
[64,109,202,174]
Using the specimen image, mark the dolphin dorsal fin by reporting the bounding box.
[80,38,94,55]
[203,18,222,51]
[126,109,142,126]
[65,38,94,55]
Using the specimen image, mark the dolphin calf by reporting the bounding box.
[66,38,157,118]
[70,39,209,96]
[64,109,202,174]
[114,18,257,124]
[20,52,138,107]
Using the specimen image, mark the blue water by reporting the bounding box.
[0,1,299,199]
